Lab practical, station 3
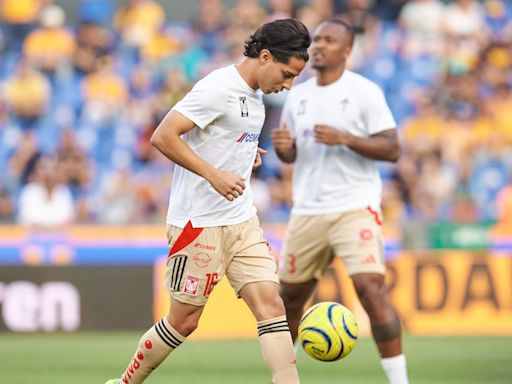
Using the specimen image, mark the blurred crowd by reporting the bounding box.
[0,0,511,228]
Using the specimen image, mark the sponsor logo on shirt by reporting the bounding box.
[239,96,249,117]
[236,132,260,143]
[302,128,314,137]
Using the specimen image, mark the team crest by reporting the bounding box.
[184,275,199,295]
[341,98,349,111]
[298,99,307,115]
[239,96,249,117]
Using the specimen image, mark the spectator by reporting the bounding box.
[7,131,41,187]
[23,4,76,75]
[73,22,114,76]
[114,0,165,49]
[266,0,294,20]
[443,0,487,40]
[0,182,14,223]
[17,155,75,228]
[55,129,92,195]
[4,58,51,128]
[398,0,445,57]
[78,0,114,26]
[81,55,128,121]
[191,0,227,55]
[0,0,42,52]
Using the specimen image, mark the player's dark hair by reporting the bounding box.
[325,18,355,47]
[244,18,311,63]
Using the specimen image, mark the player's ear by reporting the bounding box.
[259,49,272,64]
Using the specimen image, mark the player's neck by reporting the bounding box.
[316,66,345,86]
[236,60,259,91]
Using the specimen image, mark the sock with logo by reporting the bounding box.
[258,315,300,384]
[118,317,186,384]
[381,354,409,384]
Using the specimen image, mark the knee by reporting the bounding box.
[353,278,388,314]
[257,294,287,320]
[279,287,306,311]
[167,315,199,337]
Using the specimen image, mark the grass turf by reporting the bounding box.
[1,333,511,383]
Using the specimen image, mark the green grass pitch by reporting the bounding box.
[1,333,511,383]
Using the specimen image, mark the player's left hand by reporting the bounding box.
[314,124,351,145]
[253,147,267,169]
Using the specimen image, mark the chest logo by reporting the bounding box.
[239,96,249,117]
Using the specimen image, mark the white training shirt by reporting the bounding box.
[280,70,396,215]
[167,65,265,228]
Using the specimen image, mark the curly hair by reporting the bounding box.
[243,18,311,63]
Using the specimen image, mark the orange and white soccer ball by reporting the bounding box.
[298,302,358,362]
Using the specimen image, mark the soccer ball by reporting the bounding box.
[298,301,358,362]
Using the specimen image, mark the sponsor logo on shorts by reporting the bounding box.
[362,254,377,265]
[184,275,199,295]
[193,242,216,251]
[193,252,212,268]
[359,228,373,241]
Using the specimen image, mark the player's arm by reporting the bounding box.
[271,121,297,163]
[150,110,246,201]
[314,126,401,162]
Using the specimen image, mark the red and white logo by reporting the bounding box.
[184,275,199,295]
[359,228,373,241]
[362,254,377,265]
[193,242,216,251]
[193,252,212,268]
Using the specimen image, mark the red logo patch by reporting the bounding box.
[193,252,212,268]
[184,275,199,295]
[360,229,373,241]
[362,254,376,264]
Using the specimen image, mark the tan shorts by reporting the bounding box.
[165,215,278,306]
[278,208,385,283]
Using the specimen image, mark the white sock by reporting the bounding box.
[381,354,409,384]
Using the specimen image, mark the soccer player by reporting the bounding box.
[271,19,409,384]
[104,18,311,384]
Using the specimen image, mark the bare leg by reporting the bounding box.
[279,280,317,341]
[352,273,408,384]
[351,273,401,357]
[240,281,300,384]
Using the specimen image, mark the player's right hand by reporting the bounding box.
[271,122,294,151]
[208,170,246,201]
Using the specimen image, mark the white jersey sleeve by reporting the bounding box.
[363,83,396,135]
[173,76,228,130]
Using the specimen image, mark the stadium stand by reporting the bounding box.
[0,0,511,227]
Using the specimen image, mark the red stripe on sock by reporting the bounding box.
[367,206,383,226]
[168,221,204,258]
